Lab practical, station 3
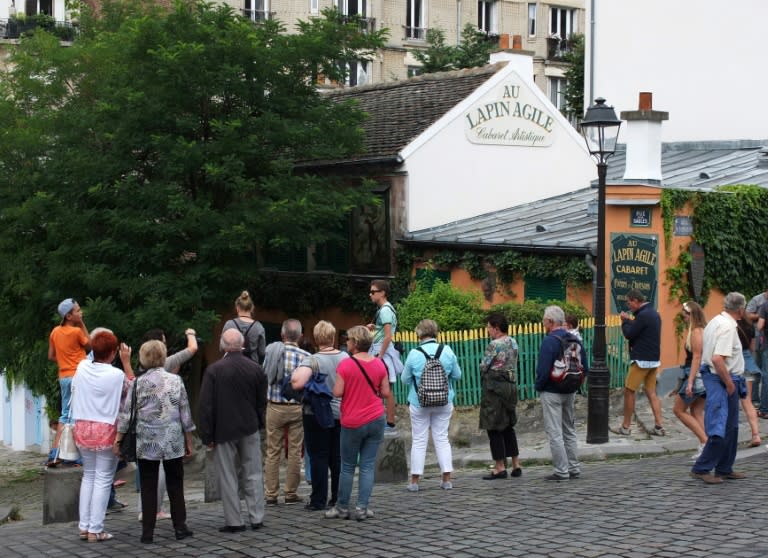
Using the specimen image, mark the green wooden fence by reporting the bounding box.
[391,316,629,407]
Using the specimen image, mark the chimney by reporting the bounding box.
[619,92,669,182]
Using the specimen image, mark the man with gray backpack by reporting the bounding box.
[535,305,589,481]
[400,320,462,492]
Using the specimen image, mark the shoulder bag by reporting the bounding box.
[119,381,138,462]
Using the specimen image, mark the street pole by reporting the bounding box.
[587,161,609,443]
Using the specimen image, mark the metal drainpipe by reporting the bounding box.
[457,0,461,44]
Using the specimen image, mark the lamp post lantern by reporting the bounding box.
[580,98,621,444]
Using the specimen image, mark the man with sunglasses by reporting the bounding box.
[367,280,402,431]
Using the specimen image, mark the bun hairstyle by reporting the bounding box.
[235,290,254,315]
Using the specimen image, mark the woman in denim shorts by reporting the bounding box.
[672,302,708,459]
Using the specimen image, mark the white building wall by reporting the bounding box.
[403,52,595,231]
[0,378,49,454]
[586,0,768,142]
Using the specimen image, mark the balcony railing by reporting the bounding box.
[341,15,376,34]
[0,17,78,41]
[241,9,272,23]
[404,26,427,41]
[546,36,574,61]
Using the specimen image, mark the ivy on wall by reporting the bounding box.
[425,248,591,288]
[661,185,766,311]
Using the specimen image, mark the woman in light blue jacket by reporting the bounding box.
[401,319,462,492]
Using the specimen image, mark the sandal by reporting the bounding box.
[79,531,88,540]
[750,435,762,447]
[758,411,768,419]
[87,532,113,543]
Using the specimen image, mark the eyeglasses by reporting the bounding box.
[369,290,381,295]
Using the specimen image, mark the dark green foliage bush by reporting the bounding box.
[489,300,590,327]
[396,274,588,331]
[396,279,485,332]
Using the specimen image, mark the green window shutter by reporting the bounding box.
[525,275,565,301]
[415,268,451,290]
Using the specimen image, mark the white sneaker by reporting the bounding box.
[440,481,453,490]
[156,511,171,520]
[137,512,142,522]
[406,483,419,492]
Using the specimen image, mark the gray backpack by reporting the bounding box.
[413,345,448,407]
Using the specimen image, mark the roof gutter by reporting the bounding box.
[397,238,592,256]
[294,155,404,171]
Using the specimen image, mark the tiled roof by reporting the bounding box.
[404,140,768,253]
[320,63,506,162]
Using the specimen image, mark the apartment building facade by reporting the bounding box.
[217,0,584,110]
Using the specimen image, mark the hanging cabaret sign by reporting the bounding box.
[610,233,659,313]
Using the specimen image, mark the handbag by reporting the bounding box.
[119,381,138,462]
[58,422,80,462]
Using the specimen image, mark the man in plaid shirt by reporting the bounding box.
[263,319,310,505]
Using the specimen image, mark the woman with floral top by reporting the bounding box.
[479,312,522,479]
[116,340,195,544]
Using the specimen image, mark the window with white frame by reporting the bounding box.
[310,0,319,15]
[477,1,498,35]
[244,0,270,22]
[528,3,537,36]
[549,6,575,38]
[337,0,367,16]
[548,76,566,111]
[405,0,425,40]
[347,60,369,87]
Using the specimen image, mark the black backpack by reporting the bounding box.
[413,345,449,407]
[232,320,256,359]
[549,335,585,393]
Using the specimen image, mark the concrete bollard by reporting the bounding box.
[204,448,220,503]
[375,429,408,483]
[43,466,82,524]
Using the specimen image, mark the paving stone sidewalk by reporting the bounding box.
[2,388,767,556]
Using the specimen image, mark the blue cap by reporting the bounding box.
[57,298,76,318]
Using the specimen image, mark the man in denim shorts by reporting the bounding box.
[611,289,664,437]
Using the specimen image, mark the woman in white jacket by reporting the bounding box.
[72,330,131,542]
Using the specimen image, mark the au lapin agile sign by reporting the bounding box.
[610,233,659,313]
[464,71,556,147]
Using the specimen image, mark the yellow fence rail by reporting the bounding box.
[393,316,628,407]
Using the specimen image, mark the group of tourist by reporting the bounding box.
[48,297,198,543]
[50,277,762,544]
[609,288,758,484]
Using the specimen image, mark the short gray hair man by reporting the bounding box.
[543,305,565,325]
[281,319,303,343]
[723,292,746,313]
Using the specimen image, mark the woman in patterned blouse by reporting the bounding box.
[116,340,195,544]
[478,312,522,479]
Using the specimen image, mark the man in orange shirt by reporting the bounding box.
[48,298,90,465]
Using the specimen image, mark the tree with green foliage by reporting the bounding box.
[562,33,585,121]
[0,0,388,399]
[411,24,495,74]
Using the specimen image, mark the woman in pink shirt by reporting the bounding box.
[325,326,390,522]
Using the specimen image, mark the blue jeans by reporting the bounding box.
[59,377,74,424]
[338,416,385,510]
[692,370,739,475]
